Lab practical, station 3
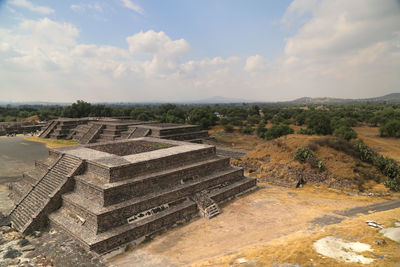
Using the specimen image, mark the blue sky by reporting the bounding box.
[0,0,399,102]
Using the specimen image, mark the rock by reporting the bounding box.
[3,231,23,241]
[30,231,41,238]
[2,258,20,266]
[0,226,12,234]
[3,249,22,259]
[374,239,387,246]
[21,245,35,252]
[366,221,383,229]
[18,238,30,247]
[24,250,39,259]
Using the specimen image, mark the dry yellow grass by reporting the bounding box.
[191,206,400,267]
[24,136,77,149]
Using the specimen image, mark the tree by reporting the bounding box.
[189,107,217,129]
[380,120,400,138]
[305,112,332,135]
[265,124,294,140]
[334,126,357,141]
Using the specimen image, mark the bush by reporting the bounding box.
[223,124,234,133]
[241,125,254,135]
[265,124,294,140]
[353,139,374,163]
[294,147,325,171]
[294,147,314,163]
[220,118,229,126]
[334,126,357,141]
[379,120,400,138]
[256,121,267,138]
[189,107,217,129]
[297,128,315,135]
[305,112,332,135]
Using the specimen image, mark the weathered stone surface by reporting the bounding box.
[10,136,256,254]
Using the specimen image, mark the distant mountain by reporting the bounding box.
[0,101,71,106]
[289,93,400,104]
[190,96,254,104]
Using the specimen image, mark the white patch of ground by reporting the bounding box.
[380,223,400,243]
[313,236,374,264]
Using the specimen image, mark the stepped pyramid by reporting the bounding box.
[10,138,256,253]
[39,119,209,144]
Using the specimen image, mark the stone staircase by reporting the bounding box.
[9,154,83,234]
[130,127,150,138]
[193,191,221,219]
[39,120,57,138]
[79,124,104,144]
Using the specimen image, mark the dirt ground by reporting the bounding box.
[108,184,397,266]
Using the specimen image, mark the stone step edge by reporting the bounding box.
[75,156,230,191]
[63,167,243,216]
[48,199,197,250]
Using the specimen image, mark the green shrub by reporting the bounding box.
[223,124,234,133]
[256,121,267,138]
[305,112,332,135]
[353,139,374,163]
[265,124,294,140]
[294,147,314,162]
[294,147,325,171]
[334,126,357,141]
[241,125,254,135]
[297,128,315,135]
[379,120,400,138]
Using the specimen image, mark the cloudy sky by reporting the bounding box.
[0,0,399,102]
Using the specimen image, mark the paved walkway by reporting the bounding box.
[310,197,400,227]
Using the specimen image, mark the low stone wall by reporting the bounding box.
[90,140,174,156]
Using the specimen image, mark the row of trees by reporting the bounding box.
[1,101,400,137]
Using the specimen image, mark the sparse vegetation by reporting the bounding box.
[379,119,400,138]
[265,124,294,140]
[294,147,325,171]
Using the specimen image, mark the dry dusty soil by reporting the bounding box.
[108,184,400,266]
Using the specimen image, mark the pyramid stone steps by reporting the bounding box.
[63,168,242,233]
[9,154,83,234]
[75,156,231,206]
[49,199,198,253]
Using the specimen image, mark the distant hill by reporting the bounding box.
[190,96,254,104]
[289,93,400,104]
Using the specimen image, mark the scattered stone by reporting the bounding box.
[2,258,20,266]
[371,253,384,259]
[3,249,22,259]
[18,238,30,247]
[3,231,23,241]
[237,257,247,264]
[0,226,12,233]
[21,244,35,252]
[24,250,39,259]
[374,239,387,246]
[30,231,41,238]
[366,221,383,229]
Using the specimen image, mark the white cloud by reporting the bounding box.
[127,30,189,57]
[1,0,400,102]
[119,0,144,15]
[244,55,266,72]
[8,0,54,15]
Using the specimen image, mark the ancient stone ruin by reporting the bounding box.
[9,138,256,253]
[39,118,209,144]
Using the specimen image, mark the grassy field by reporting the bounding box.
[24,136,77,149]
